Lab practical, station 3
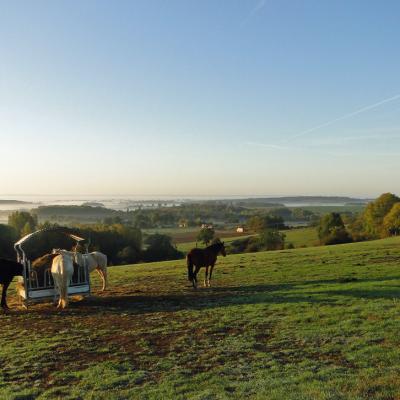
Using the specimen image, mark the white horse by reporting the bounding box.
[51,250,74,309]
[53,249,108,291]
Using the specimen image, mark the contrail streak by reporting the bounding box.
[288,93,400,141]
[241,0,266,26]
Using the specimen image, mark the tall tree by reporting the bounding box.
[363,193,400,237]
[8,211,37,236]
[383,203,400,236]
[318,212,352,245]
[197,227,215,246]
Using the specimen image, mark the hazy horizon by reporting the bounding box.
[1,1,399,196]
[0,193,376,201]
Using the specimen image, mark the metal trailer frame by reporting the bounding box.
[14,227,91,306]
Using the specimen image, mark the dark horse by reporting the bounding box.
[187,241,226,288]
[0,258,24,310]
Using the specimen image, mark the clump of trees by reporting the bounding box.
[229,229,285,254]
[347,193,400,240]
[247,215,286,232]
[316,193,400,243]
[142,234,184,262]
[197,227,215,246]
[362,193,400,238]
[383,203,400,236]
[318,212,352,245]
[8,211,37,236]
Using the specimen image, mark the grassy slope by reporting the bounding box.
[284,227,319,248]
[2,237,400,399]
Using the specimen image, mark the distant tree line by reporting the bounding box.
[1,211,183,265]
[32,202,320,230]
[316,193,400,245]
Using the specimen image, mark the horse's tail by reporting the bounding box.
[187,253,194,281]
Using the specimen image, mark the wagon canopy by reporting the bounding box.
[15,227,85,247]
[14,227,86,261]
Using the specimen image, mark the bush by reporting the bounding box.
[318,213,352,245]
[117,246,141,265]
[323,227,352,245]
[197,227,215,246]
[228,229,285,254]
[247,215,285,232]
[8,211,37,236]
[258,230,286,250]
[143,234,184,262]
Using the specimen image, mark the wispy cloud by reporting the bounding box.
[241,0,267,26]
[306,131,400,147]
[287,94,400,141]
[245,140,400,158]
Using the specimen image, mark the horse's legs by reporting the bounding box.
[208,264,215,287]
[193,266,201,289]
[101,269,106,291]
[1,280,11,310]
[53,280,59,306]
[204,266,209,287]
[58,284,68,309]
[96,267,107,291]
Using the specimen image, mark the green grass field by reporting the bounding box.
[177,235,254,253]
[2,236,400,399]
[284,227,319,248]
[177,227,318,254]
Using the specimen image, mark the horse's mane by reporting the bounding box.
[206,241,224,251]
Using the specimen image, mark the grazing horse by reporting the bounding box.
[0,258,24,309]
[53,249,108,291]
[187,241,226,288]
[31,253,59,287]
[51,250,74,309]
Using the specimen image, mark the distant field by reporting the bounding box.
[176,227,318,253]
[298,204,365,214]
[177,235,254,253]
[143,227,249,245]
[284,226,319,248]
[3,237,400,399]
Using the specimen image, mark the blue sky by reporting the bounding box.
[1,0,400,197]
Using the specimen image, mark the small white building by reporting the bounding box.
[236,227,244,233]
[201,224,213,229]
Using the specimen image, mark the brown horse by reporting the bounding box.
[187,241,226,288]
[0,258,24,309]
[31,253,58,287]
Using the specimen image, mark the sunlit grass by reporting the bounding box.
[1,236,400,399]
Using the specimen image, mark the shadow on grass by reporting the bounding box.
[11,276,400,316]
[61,282,338,315]
[298,275,400,287]
[309,287,400,300]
